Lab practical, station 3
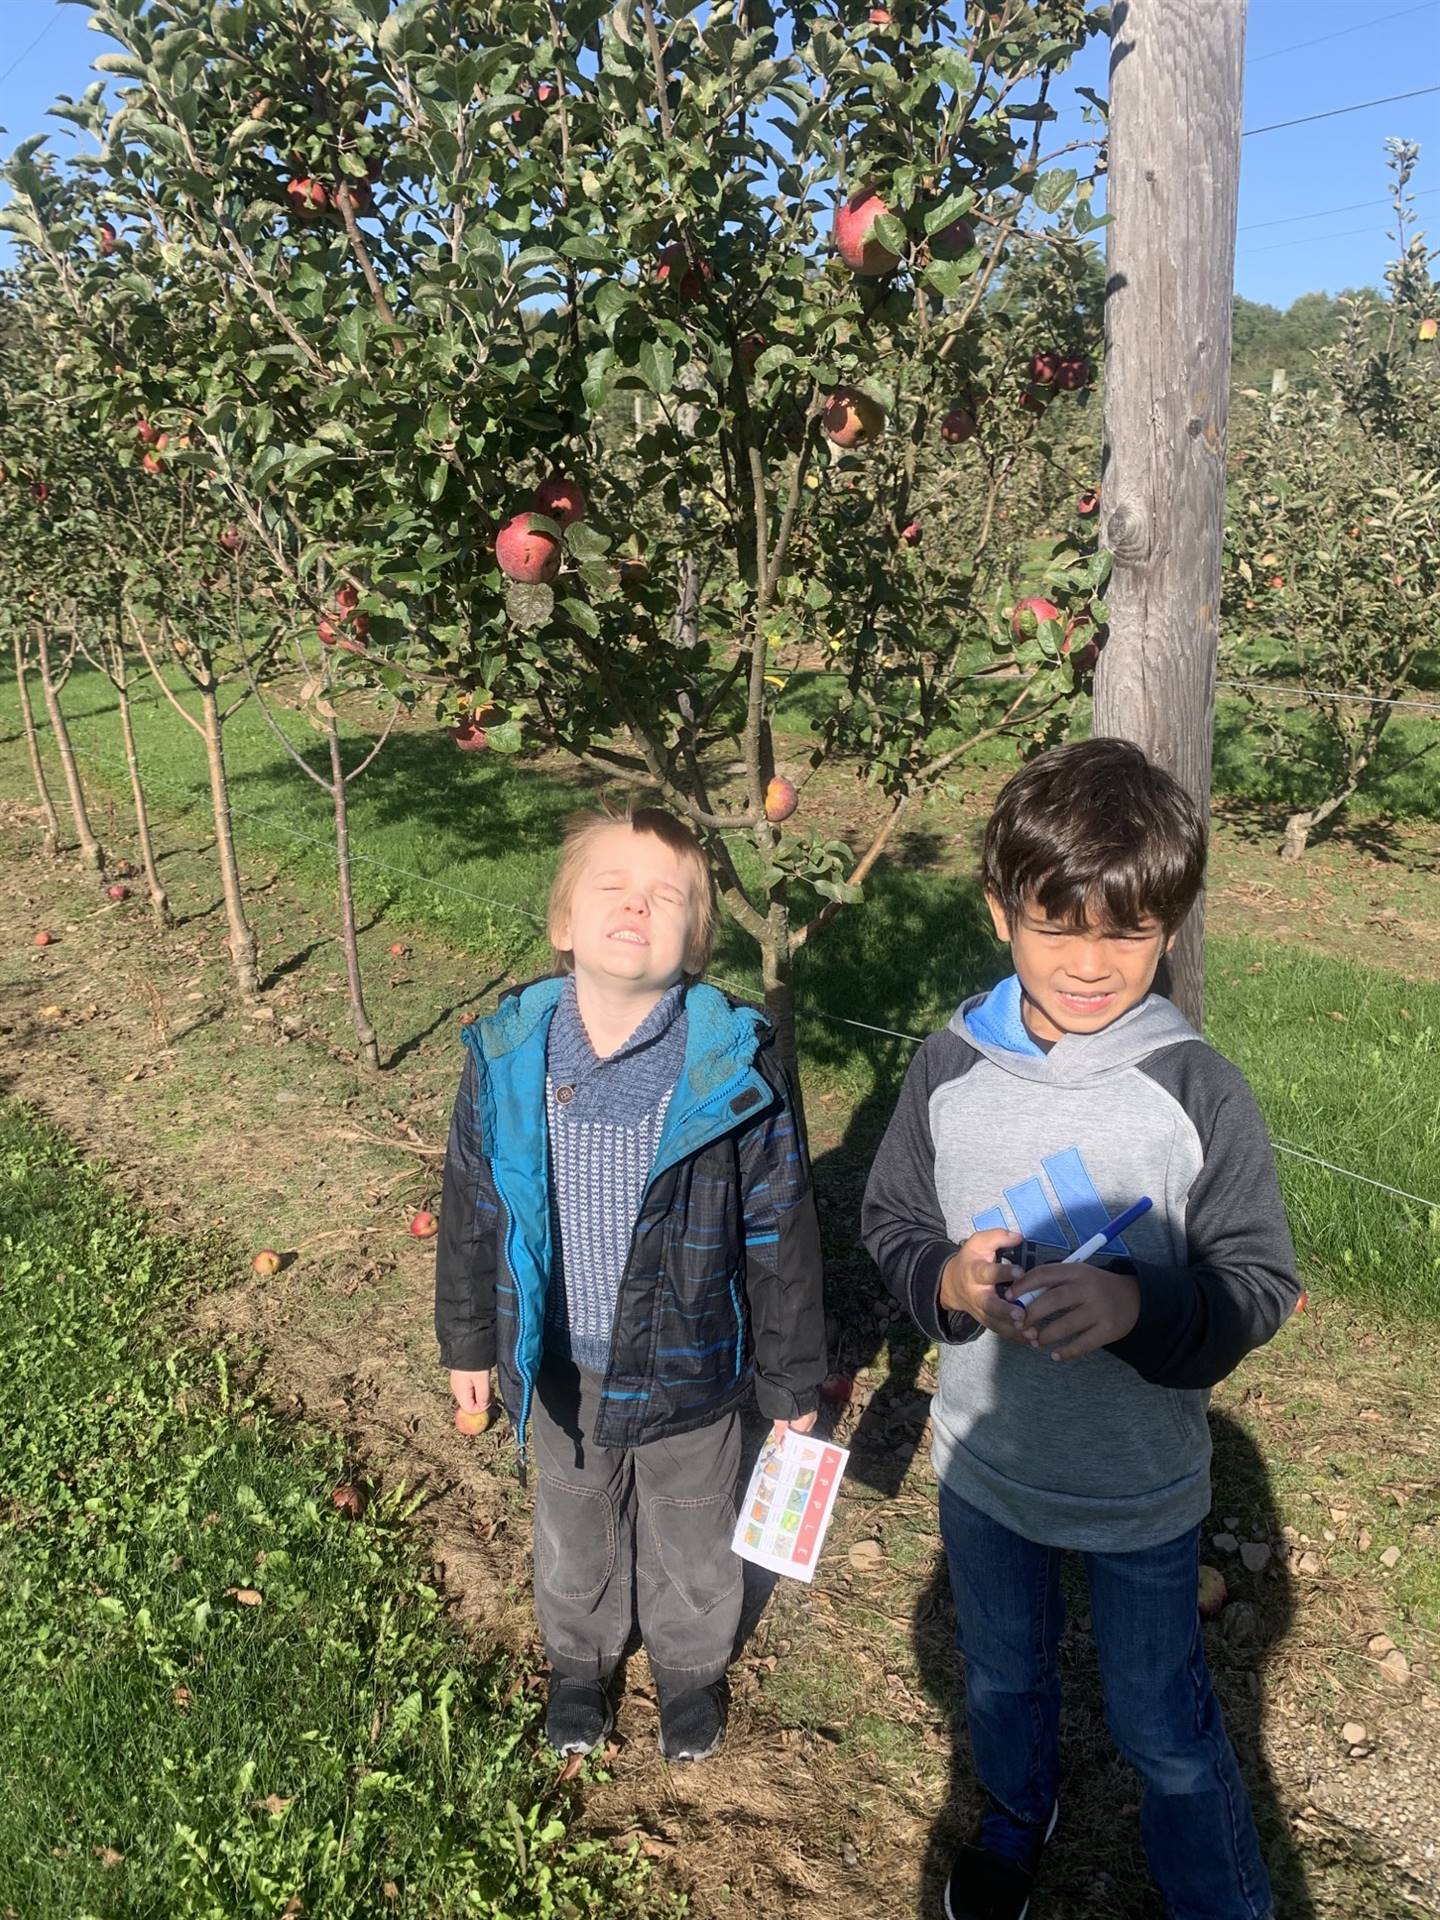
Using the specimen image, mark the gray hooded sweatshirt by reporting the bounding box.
[862,986,1299,1552]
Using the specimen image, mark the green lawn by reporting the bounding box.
[0,1104,658,1920]
[2,658,1438,1317]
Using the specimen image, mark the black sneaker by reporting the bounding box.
[942,1797,1058,1920]
[544,1675,613,1757]
[657,1682,727,1762]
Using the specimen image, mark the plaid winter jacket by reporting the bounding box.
[434,977,826,1465]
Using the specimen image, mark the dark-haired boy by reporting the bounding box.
[864,738,1299,1920]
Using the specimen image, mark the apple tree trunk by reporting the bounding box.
[111,639,171,927]
[13,633,63,859]
[1096,0,1247,1030]
[35,626,105,874]
[199,683,260,1003]
[324,709,380,1072]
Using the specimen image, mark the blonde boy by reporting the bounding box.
[436,805,824,1760]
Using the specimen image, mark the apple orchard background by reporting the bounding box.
[1,2,1439,1918]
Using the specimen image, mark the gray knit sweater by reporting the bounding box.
[543,976,688,1371]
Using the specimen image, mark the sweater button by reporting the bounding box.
[556,1084,575,1105]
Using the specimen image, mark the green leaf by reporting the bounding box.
[923,191,976,235]
[559,596,600,636]
[486,719,524,753]
[334,310,369,366]
[1032,169,1078,215]
[506,581,554,631]
[565,523,611,560]
[872,212,908,258]
[638,339,675,396]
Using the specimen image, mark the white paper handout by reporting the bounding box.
[731,1427,849,1583]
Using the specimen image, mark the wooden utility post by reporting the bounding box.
[1097,0,1247,1029]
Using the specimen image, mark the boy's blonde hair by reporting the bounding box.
[547,802,716,981]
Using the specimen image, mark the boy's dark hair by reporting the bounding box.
[981,737,1207,933]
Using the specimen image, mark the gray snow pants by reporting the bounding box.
[530,1357,743,1696]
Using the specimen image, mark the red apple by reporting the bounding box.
[141,452,162,476]
[1268,575,1284,591]
[388,940,410,957]
[287,176,328,215]
[107,883,130,902]
[834,185,901,277]
[334,582,360,615]
[218,525,245,554]
[317,618,339,647]
[738,331,766,369]
[1198,1564,1228,1618]
[251,1249,282,1277]
[330,1483,368,1518]
[1030,350,1061,386]
[1017,386,1048,416]
[532,474,587,527]
[537,80,558,104]
[349,612,370,640]
[931,216,976,259]
[1056,355,1089,392]
[1292,1288,1308,1315]
[617,558,648,596]
[98,220,118,256]
[867,5,892,21]
[819,1370,854,1406]
[822,386,886,447]
[1011,595,1062,642]
[31,481,50,503]
[939,406,977,444]
[1077,487,1100,517]
[495,513,561,583]
[454,1406,494,1435]
[33,930,54,947]
[409,1211,439,1238]
[1419,317,1438,342]
[656,241,712,301]
[901,519,922,546]
[764,776,798,823]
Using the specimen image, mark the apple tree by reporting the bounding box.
[1222,140,1440,861]
[11,0,1110,1069]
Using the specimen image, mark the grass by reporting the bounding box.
[0,1103,661,1920]
[2,658,1438,1317]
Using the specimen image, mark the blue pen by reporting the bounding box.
[1012,1196,1153,1308]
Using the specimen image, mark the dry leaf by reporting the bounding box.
[228,1586,263,1606]
[94,1846,124,1868]
[253,1794,293,1815]
[173,1685,192,1712]
[847,1539,884,1572]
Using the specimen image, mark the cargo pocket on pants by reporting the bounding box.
[535,1473,617,1605]
[648,1493,740,1616]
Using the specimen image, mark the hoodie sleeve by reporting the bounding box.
[434,1050,500,1372]
[1106,1046,1301,1391]
[862,1030,986,1345]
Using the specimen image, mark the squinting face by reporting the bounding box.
[988,894,1175,1046]
[552,824,697,995]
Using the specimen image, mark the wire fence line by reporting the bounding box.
[1217,679,1440,716]
[35,731,1440,1217]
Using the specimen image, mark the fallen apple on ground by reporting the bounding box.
[33,930,55,947]
[820,1370,855,1406]
[409,1210,439,1238]
[251,1249,282,1277]
[389,940,409,957]
[1198,1564,1228,1617]
[330,1483,368,1519]
[107,884,129,902]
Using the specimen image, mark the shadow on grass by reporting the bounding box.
[908,1410,1317,1918]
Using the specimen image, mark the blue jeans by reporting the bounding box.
[939,1485,1273,1920]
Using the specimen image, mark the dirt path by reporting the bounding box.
[3,798,1437,1919]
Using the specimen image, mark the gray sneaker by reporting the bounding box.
[658,1682,727,1762]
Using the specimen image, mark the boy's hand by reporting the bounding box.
[771,1410,818,1443]
[450,1368,491,1413]
[1012,1263,1141,1362]
[938,1229,1030,1343]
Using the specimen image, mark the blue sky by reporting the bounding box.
[2,0,1437,308]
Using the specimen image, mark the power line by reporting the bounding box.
[0,11,62,91]
[1239,185,1440,233]
[1217,680,1440,715]
[1249,1,1440,65]
[1244,85,1440,139]
[1237,223,1385,256]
